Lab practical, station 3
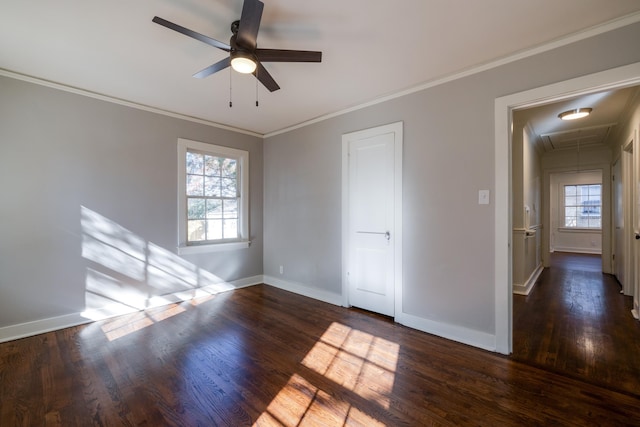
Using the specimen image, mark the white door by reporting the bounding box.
[342,122,402,317]
[613,158,625,287]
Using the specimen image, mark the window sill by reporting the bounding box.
[558,228,601,234]
[177,240,250,255]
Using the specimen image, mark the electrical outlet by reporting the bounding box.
[279,265,284,274]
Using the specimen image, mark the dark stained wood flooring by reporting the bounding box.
[2,284,640,426]
[513,252,640,397]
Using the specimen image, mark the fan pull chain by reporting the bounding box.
[255,67,259,107]
[229,68,233,108]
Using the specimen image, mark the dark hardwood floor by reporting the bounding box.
[513,251,640,398]
[2,284,640,426]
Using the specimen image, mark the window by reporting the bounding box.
[177,139,249,254]
[563,184,601,229]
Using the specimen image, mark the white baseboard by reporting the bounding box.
[262,275,343,306]
[396,312,496,352]
[264,276,496,351]
[513,263,544,296]
[3,274,499,354]
[0,275,264,344]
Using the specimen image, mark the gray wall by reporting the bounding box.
[263,22,640,338]
[0,76,263,328]
[2,20,640,347]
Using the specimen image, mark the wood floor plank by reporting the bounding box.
[2,283,640,426]
[513,252,640,398]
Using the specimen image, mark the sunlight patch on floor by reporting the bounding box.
[99,303,187,341]
[302,322,399,408]
[254,322,399,426]
[253,373,386,427]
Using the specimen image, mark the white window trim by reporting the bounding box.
[558,227,602,234]
[177,138,249,254]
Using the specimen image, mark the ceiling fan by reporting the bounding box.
[152,0,322,92]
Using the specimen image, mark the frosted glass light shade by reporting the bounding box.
[231,56,256,74]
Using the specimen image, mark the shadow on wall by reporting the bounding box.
[80,206,235,322]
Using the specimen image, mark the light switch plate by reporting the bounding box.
[479,190,490,205]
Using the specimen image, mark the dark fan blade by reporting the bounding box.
[193,57,231,78]
[253,62,280,92]
[236,0,264,50]
[255,49,322,63]
[152,16,230,51]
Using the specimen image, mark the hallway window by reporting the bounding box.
[563,184,601,228]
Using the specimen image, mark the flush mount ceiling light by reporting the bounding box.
[558,108,592,121]
[230,51,257,74]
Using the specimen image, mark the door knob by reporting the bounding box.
[635,233,640,240]
[385,231,391,241]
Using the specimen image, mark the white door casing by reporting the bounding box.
[613,157,625,287]
[342,122,403,318]
[632,128,640,317]
[620,140,635,298]
[495,62,640,354]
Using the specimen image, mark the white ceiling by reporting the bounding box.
[515,86,640,153]
[2,1,640,136]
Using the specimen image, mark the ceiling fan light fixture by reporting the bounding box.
[558,108,592,121]
[231,51,257,74]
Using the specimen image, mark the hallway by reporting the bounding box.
[512,252,640,397]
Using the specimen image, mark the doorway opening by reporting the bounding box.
[494,62,640,354]
[498,63,640,394]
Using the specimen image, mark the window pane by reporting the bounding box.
[577,216,590,227]
[221,178,237,197]
[206,199,222,219]
[205,177,221,197]
[563,183,601,229]
[222,158,237,178]
[186,175,204,196]
[188,220,206,242]
[187,198,206,219]
[186,152,203,175]
[224,199,238,218]
[206,219,223,240]
[223,219,238,239]
[205,155,221,177]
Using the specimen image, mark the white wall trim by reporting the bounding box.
[495,61,640,355]
[0,69,262,138]
[398,312,497,352]
[265,12,640,138]
[263,275,496,351]
[0,275,263,344]
[3,11,638,140]
[513,263,544,296]
[263,276,343,306]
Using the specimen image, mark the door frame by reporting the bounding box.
[341,121,403,319]
[495,62,640,354]
[613,155,625,287]
[621,139,635,296]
